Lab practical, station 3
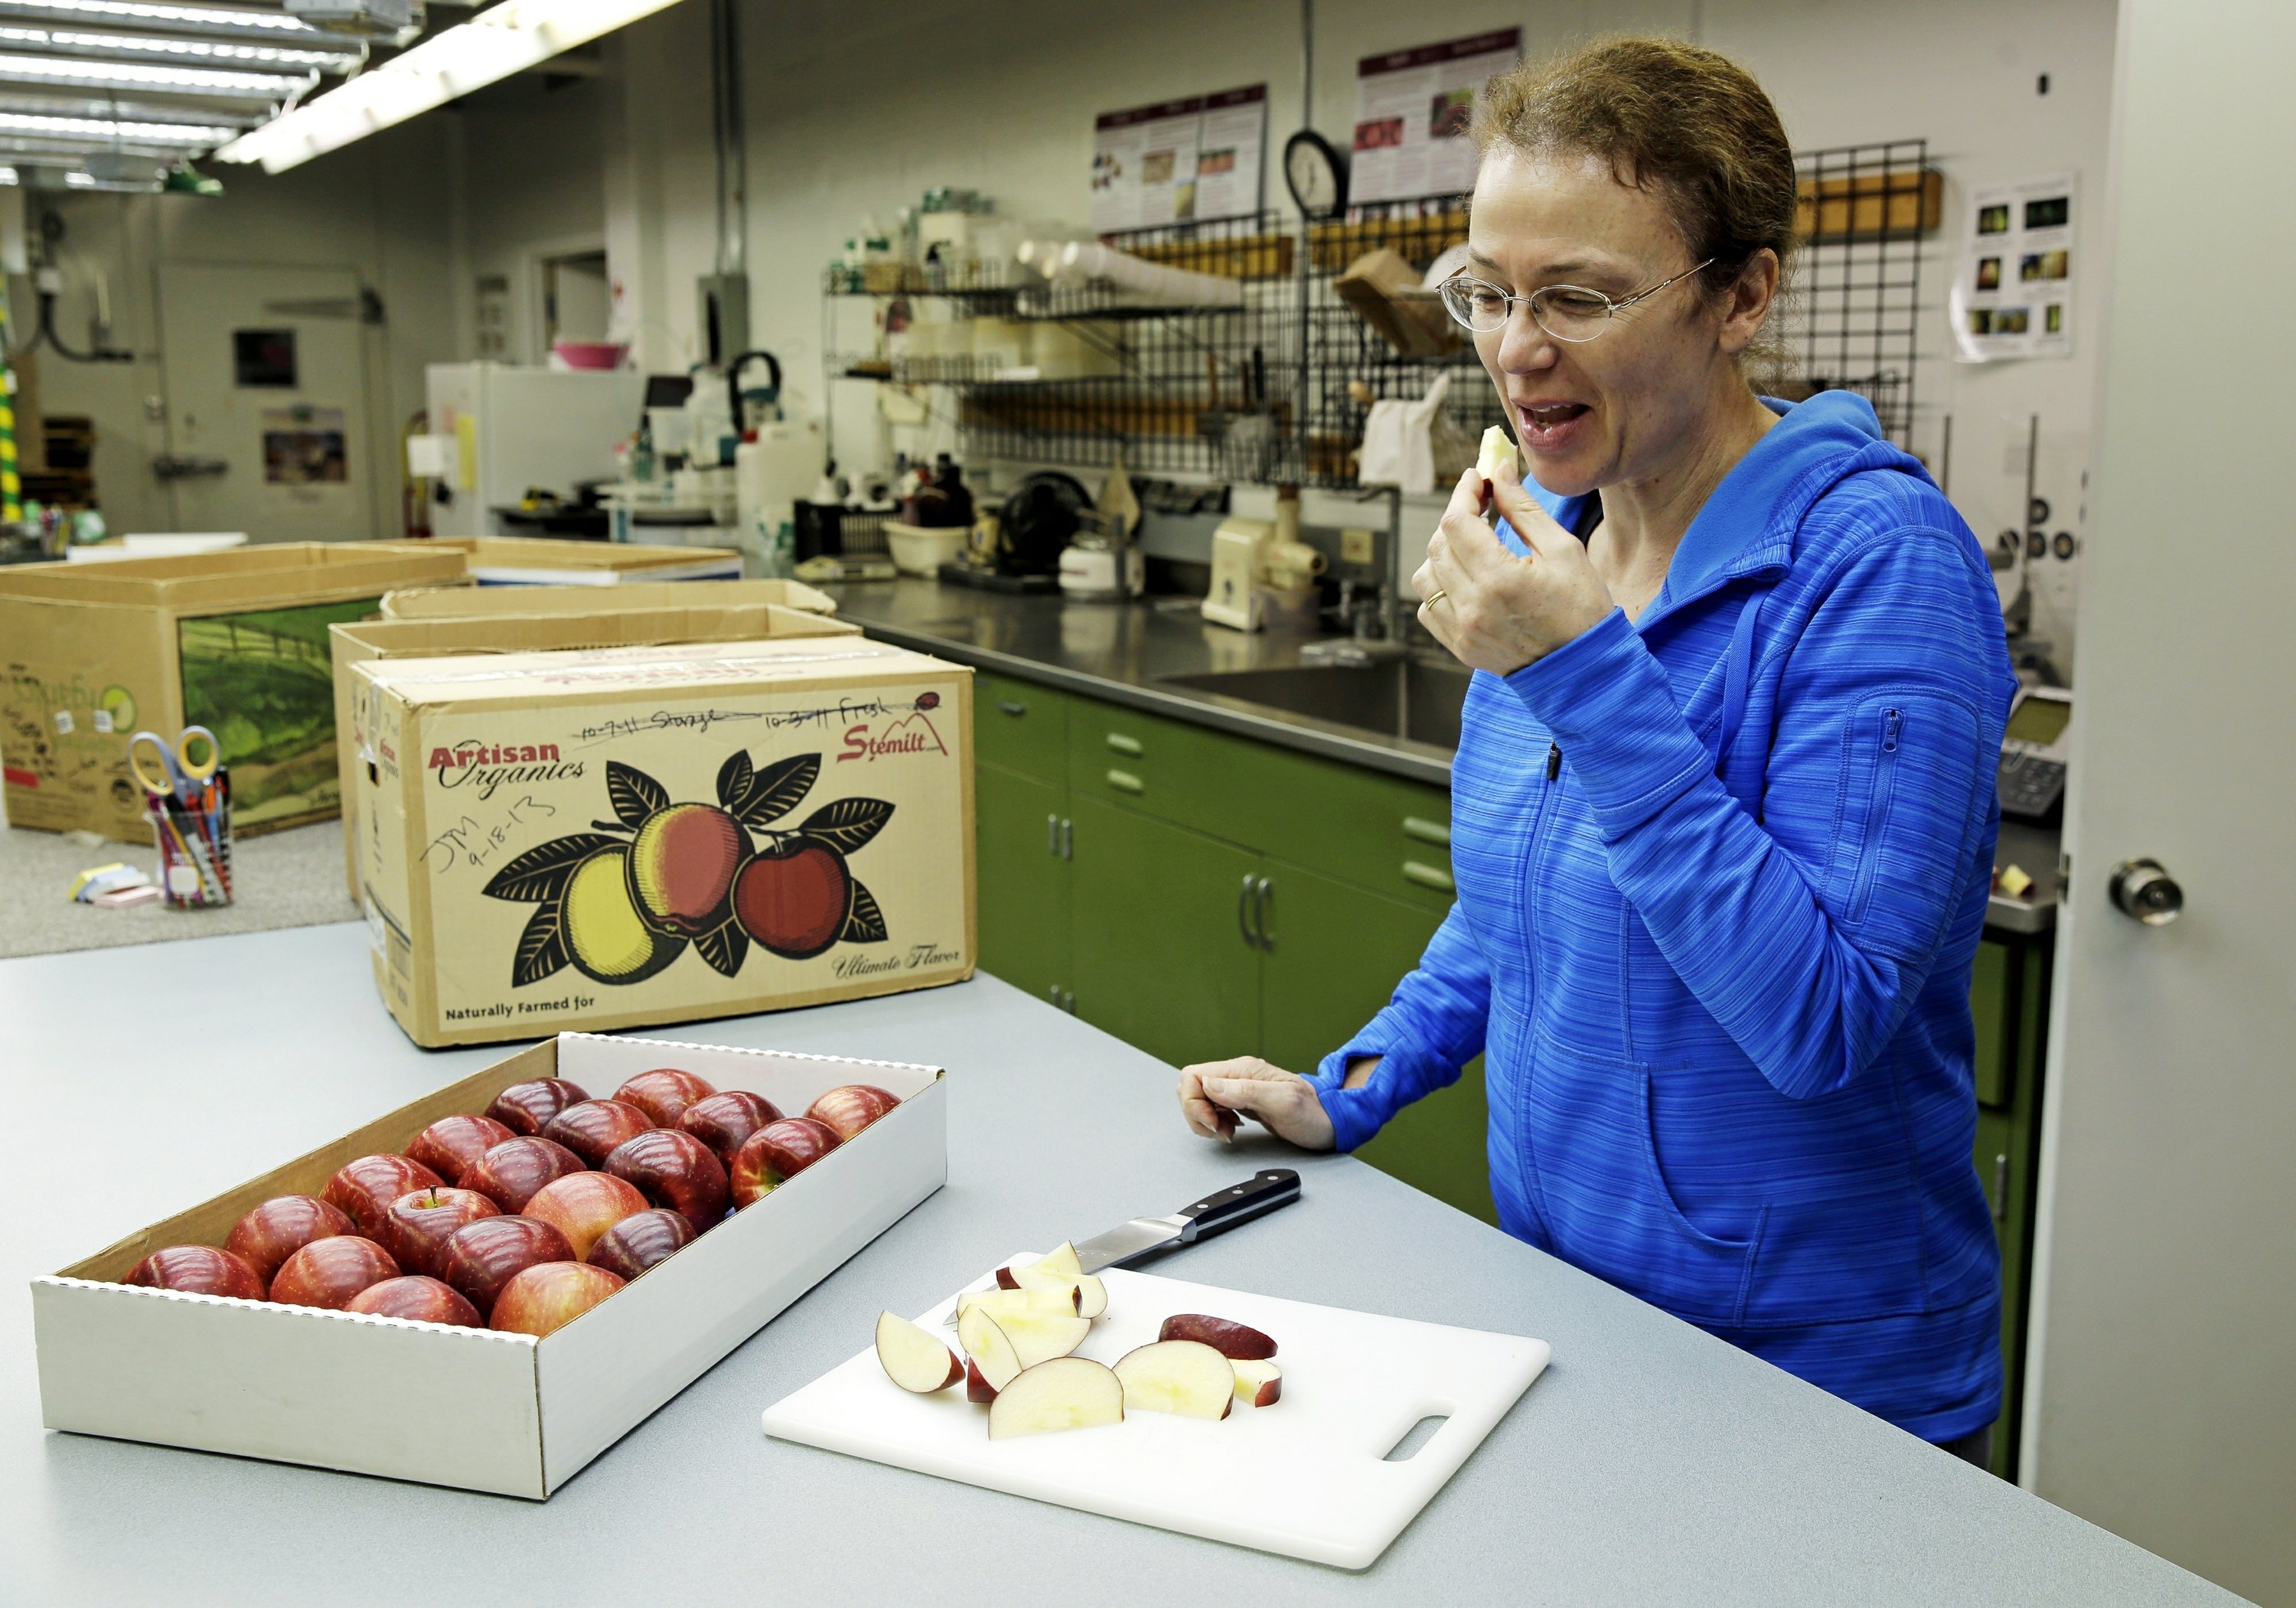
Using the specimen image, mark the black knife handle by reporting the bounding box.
[1179,1169,1300,1242]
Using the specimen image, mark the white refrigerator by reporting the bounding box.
[424,363,646,538]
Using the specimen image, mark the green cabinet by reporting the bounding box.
[974,761,1070,1008]
[1968,928,2053,1481]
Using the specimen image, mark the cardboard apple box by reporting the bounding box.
[31,1032,946,1499]
[379,576,838,621]
[352,635,974,1047]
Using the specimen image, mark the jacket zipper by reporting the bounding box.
[1547,742,1561,781]
[1850,707,1905,924]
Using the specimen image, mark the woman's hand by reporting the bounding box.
[1177,1057,1336,1150]
[1412,461,1616,675]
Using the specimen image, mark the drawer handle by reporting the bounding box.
[1401,859,1455,892]
[1104,732,1144,756]
[996,699,1028,716]
[1401,815,1451,847]
[1105,769,1145,794]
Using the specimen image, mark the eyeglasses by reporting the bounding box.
[1438,259,1717,342]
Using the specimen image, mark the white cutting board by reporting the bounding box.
[759,1256,1549,1570]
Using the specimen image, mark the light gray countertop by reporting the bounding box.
[0,923,2219,1605]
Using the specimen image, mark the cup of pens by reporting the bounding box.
[129,726,233,908]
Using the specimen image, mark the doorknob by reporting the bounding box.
[2109,858,2183,926]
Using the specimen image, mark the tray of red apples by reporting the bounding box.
[115,1069,902,1335]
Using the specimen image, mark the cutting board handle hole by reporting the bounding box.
[1382,1414,1450,1463]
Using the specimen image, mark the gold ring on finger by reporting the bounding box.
[1422,588,1447,608]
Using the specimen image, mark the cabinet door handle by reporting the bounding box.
[1401,859,1455,892]
[1238,875,1257,948]
[1401,815,1451,847]
[1060,817,1072,859]
[996,700,1028,717]
[1047,812,1060,855]
[1105,768,1144,794]
[1253,876,1273,951]
[1992,1153,2010,1221]
[1104,732,1144,756]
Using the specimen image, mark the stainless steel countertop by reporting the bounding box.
[0,924,2224,1605]
[825,577,2059,934]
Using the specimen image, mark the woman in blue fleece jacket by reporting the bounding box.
[1178,39,2017,1460]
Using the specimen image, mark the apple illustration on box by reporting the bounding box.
[481,750,896,989]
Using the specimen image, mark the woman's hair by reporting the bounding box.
[1473,37,1799,309]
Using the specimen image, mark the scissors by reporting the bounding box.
[128,726,220,804]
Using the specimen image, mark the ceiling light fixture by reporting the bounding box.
[0,48,311,99]
[218,0,682,172]
[0,23,361,71]
[0,106,233,144]
[0,0,333,41]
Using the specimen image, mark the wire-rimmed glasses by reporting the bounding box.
[1439,258,1717,342]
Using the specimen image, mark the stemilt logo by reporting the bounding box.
[837,692,950,765]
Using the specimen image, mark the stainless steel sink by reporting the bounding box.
[1160,658,1471,752]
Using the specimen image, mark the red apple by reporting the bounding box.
[588,1207,696,1283]
[523,1170,648,1261]
[346,1274,481,1327]
[728,1116,841,1207]
[605,1127,729,1235]
[489,1261,625,1337]
[323,1154,444,1238]
[732,840,850,957]
[677,1090,781,1166]
[542,1098,655,1168]
[437,1215,575,1319]
[613,1067,717,1127]
[484,1077,590,1137]
[381,1186,500,1277]
[224,1195,354,1286]
[465,1135,588,1213]
[270,1235,400,1310]
[805,1084,900,1141]
[125,1244,266,1300]
[405,1114,514,1186]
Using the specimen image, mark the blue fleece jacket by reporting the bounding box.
[1309,392,2015,1440]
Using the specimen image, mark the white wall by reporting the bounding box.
[458,74,611,365]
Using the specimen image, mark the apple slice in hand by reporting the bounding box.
[1158,1313,1277,1359]
[957,1305,1026,1394]
[876,1310,964,1394]
[1231,1358,1283,1407]
[986,1356,1125,1441]
[1114,1339,1236,1420]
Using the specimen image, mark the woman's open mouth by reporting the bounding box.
[1515,400,1591,453]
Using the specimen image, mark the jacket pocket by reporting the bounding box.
[1824,693,1985,963]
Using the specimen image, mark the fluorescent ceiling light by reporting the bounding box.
[0,87,248,123]
[0,23,360,70]
[219,0,683,172]
[0,46,307,97]
[0,0,332,41]
[0,105,232,142]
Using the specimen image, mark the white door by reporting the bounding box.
[2023,2,2296,1602]
[157,263,374,542]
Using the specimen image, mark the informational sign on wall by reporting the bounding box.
[1091,84,1267,233]
[1349,28,1520,206]
[1950,172,2077,362]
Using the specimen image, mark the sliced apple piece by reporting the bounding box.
[1478,424,1517,486]
[957,1285,1081,1322]
[1158,1313,1277,1360]
[1008,1262,1109,1319]
[1000,1310,1092,1369]
[966,1358,999,1404]
[957,1306,1025,1393]
[1113,1339,1234,1420]
[1231,1358,1283,1407]
[1031,1241,1084,1279]
[987,1355,1125,1441]
[876,1310,964,1394]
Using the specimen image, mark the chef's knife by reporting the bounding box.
[1071,1168,1301,1274]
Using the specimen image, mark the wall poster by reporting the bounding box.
[1091,85,1267,233]
[1951,172,2077,361]
[1349,28,1520,205]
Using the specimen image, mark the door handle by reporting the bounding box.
[2109,857,2183,926]
[1252,876,1272,951]
[1047,812,1059,856]
[1060,817,1072,859]
[1104,732,1144,756]
[1401,859,1455,892]
[1105,769,1144,794]
[1238,875,1257,948]
[996,700,1028,716]
[1401,815,1450,846]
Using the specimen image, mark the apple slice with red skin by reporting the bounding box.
[957,1306,1026,1394]
[437,1215,575,1319]
[876,1310,964,1394]
[346,1275,481,1327]
[1231,1358,1283,1407]
[966,1358,999,1404]
[805,1083,899,1141]
[987,1356,1126,1440]
[381,1186,499,1277]
[677,1090,782,1166]
[225,1195,354,1286]
[587,1207,695,1283]
[465,1136,587,1214]
[603,1127,729,1235]
[125,1244,266,1300]
[1113,1339,1234,1420]
[405,1114,514,1186]
[1158,1313,1277,1360]
[271,1236,400,1309]
[614,1067,718,1128]
[523,1171,649,1261]
[728,1117,840,1206]
[542,1098,655,1168]
[323,1154,444,1238]
[484,1078,589,1137]
[956,1286,1082,1323]
[489,1261,625,1337]
[1003,1263,1108,1319]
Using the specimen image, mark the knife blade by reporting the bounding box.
[1072,1168,1301,1274]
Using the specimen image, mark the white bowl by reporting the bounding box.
[885,520,968,576]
